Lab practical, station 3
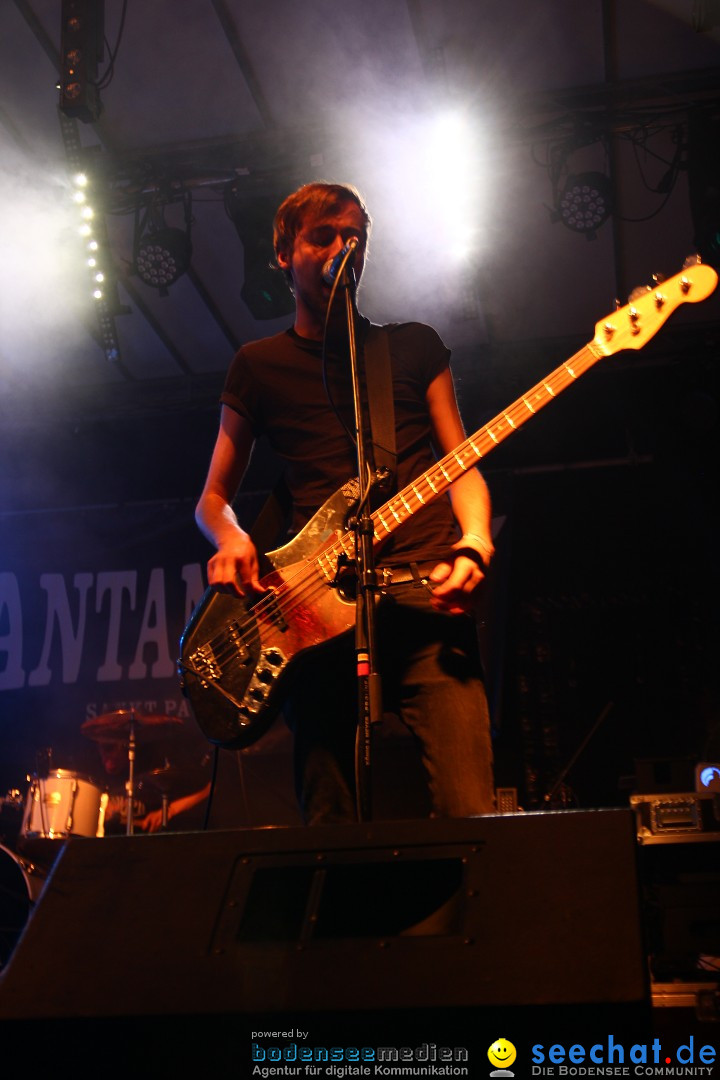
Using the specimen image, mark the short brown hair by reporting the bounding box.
[273,181,371,263]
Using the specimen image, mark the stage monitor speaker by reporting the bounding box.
[0,810,647,1024]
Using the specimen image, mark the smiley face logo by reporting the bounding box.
[488,1038,517,1072]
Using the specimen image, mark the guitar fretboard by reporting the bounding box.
[376,343,606,539]
[315,339,606,579]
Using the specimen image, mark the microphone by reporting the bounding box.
[322,236,359,285]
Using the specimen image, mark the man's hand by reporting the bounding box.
[138,808,164,833]
[428,552,487,615]
[207,533,262,597]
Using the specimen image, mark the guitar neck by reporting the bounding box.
[368,339,604,544]
[317,259,717,562]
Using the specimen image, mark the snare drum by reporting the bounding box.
[22,770,108,839]
[0,844,45,969]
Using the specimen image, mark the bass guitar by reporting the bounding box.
[178,260,718,748]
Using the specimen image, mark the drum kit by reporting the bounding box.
[0,708,186,969]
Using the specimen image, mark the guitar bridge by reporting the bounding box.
[188,620,251,688]
[187,642,221,685]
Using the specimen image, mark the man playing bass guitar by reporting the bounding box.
[194,181,496,825]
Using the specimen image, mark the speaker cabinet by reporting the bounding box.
[0,810,646,1019]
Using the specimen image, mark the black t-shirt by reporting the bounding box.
[221,318,461,566]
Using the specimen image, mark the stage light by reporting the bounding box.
[395,110,480,258]
[71,168,104,299]
[422,112,479,259]
[556,172,612,238]
[59,112,125,363]
[696,762,720,793]
[134,227,192,290]
[59,0,104,123]
[133,195,193,295]
[359,108,484,268]
[97,300,120,362]
[65,161,125,361]
[224,183,295,320]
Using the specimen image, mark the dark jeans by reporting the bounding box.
[284,579,495,824]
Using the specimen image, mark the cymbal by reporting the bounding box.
[136,764,200,795]
[80,709,184,743]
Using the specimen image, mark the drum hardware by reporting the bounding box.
[136,763,198,794]
[1,789,24,848]
[0,843,46,970]
[136,762,196,831]
[25,775,48,838]
[126,722,136,836]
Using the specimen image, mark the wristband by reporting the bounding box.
[459,532,494,560]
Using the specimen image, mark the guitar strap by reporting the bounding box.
[250,323,397,555]
[249,472,292,572]
[363,323,397,495]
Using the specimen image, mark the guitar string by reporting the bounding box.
[195,344,602,673]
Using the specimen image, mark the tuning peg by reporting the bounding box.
[683,254,702,268]
[651,272,665,285]
[628,285,651,302]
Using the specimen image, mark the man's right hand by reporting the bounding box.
[207,532,262,597]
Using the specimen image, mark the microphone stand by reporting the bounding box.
[335,258,382,822]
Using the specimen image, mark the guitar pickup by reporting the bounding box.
[255,588,288,632]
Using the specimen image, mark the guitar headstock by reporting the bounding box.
[593,259,718,356]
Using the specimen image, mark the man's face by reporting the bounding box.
[277,200,368,332]
[97,739,126,776]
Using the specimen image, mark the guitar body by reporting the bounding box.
[179,484,361,748]
[179,262,718,751]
